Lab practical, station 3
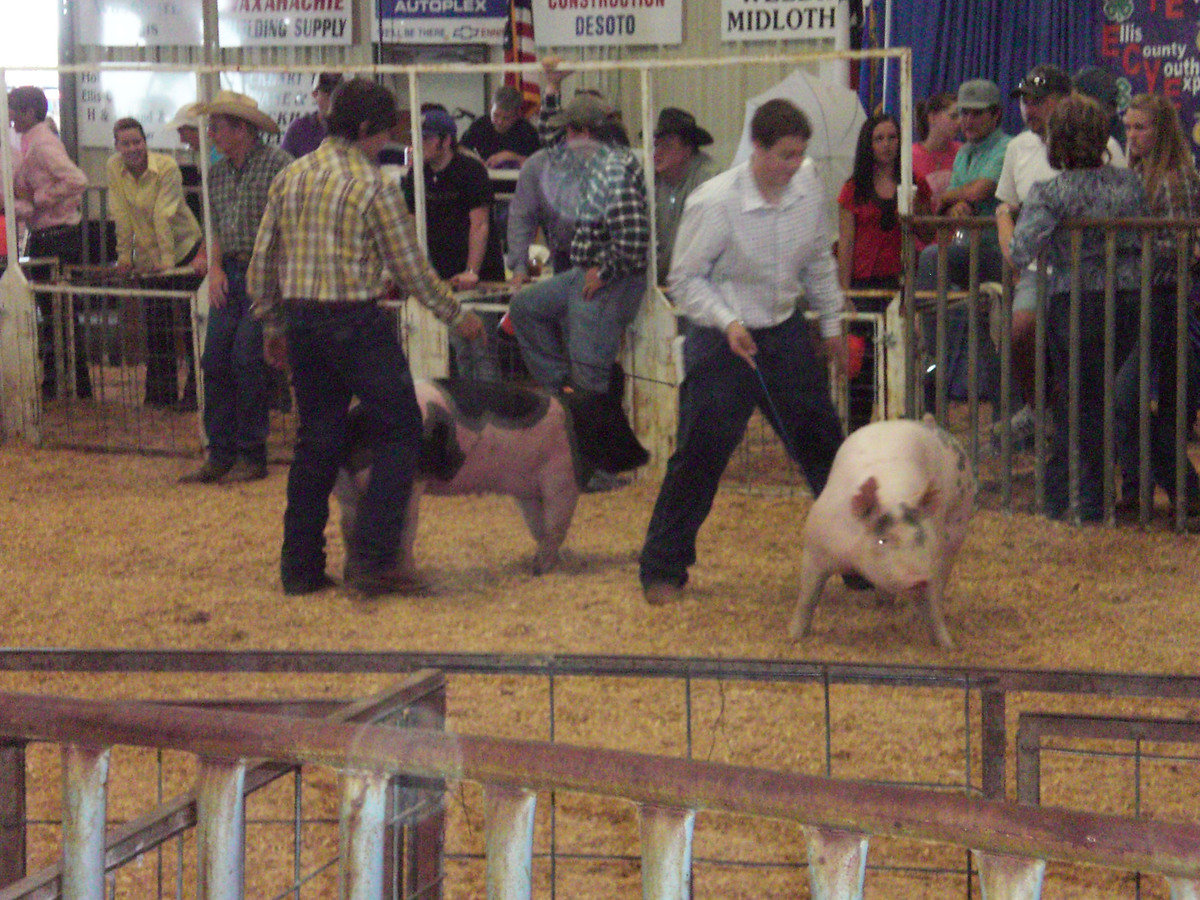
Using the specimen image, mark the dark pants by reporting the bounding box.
[640,312,845,587]
[200,263,268,465]
[145,247,203,406]
[1045,289,1138,521]
[1115,287,1200,509]
[282,302,423,586]
[28,224,92,399]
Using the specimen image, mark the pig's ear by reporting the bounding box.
[918,480,940,514]
[850,476,879,520]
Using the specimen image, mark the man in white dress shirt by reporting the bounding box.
[640,99,848,605]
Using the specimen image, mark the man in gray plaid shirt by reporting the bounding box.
[507,94,650,485]
[181,91,292,484]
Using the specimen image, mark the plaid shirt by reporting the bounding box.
[247,137,462,337]
[208,141,292,259]
[569,143,649,283]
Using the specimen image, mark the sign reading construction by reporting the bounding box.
[374,0,508,44]
[531,0,682,48]
[218,0,353,46]
[721,0,839,42]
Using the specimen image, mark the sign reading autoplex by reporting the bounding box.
[218,0,353,46]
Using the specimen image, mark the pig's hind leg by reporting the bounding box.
[789,547,833,639]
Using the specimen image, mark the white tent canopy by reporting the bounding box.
[732,69,868,240]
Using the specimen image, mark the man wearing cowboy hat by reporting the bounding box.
[652,107,718,286]
[180,90,291,484]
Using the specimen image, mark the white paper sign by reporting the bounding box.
[221,72,321,136]
[532,0,682,48]
[217,0,353,47]
[77,71,200,149]
[76,0,204,47]
[721,0,839,42]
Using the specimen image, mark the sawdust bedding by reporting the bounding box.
[2,441,1199,897]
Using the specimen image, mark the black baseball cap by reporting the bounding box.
[1012,65,1072,102]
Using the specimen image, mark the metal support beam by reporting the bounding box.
[974,851,1045,899]
[340,770,389,900]
[61,744,110,900]
[196,758,246,899]
[484,784,537,900]
[0,741,25,888]
[639,804,694,899]
[803,827,868,899]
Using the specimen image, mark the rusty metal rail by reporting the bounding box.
[0,691,1198,899]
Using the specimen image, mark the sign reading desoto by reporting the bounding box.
[218,0,353,46]
[721,0,839,41]
[532,0,682,48]
[374,0,508,44]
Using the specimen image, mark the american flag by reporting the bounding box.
[504,0,540,114]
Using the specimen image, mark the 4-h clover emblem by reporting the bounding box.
[1104,0,1133,22]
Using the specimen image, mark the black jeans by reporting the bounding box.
[282,302,423,587]
[640,312,844,587]
[28,224,92,398]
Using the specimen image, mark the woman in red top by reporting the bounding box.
[837,113,931,428]
[912,92,961,205]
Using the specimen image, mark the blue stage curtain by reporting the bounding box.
[868,0,1098,136]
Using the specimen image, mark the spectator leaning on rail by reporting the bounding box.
[915,78,1011,407]
[1009,94,1147,524]
[639,99,849,605]
[1114,93,1200,522]
[401,107,506,381]
[247,77,484,598]
[281,72,343,160]
[8,84,92,400]
[179,91,292,485]
[652,107,719,288]
[460,84,542,169]
[107,116,205,408]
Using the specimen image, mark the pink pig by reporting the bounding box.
[334,379,580,577]
[790,415,976,649]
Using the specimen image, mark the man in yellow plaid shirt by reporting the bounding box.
[248,77,484,598]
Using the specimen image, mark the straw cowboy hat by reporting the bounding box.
[199,90,279,134]
[164,101,204,131]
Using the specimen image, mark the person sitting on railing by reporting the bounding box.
[107,117,205,409]
[915,78,1011,407]
[1009,95,1147,523]
[9,84,92,400]
[1114,93,1200,522]
[838,112,932,431]
[536,57,629,148]
[913,92,961,208]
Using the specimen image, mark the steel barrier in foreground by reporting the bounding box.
[0,687,1198,900]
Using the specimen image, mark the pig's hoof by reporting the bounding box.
[643,581,685,606]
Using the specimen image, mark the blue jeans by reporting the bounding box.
[640,312,844,587]
[1115,288,1200,507]
[1045,290,1137,521]
[509,267,646,393]
[200,264,268,464]
[282,303,423,587]
[916,240,1003,404]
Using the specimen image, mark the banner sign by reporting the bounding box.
[721,0,839,42]
[1097,0,1199,148]
[77,0,204,47]
[374,0,508,44]
[77,71,199,149]
[531,0,683,48]
[218,0,353,46]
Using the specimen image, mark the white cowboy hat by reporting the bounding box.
[165,101,204,131]
[199,91,279,135]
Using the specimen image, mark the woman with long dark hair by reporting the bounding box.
[837,113,931,428]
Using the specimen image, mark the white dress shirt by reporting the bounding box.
[667,159,844,338]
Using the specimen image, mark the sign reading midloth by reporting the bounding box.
[532,0,682,48]
[218,0,353,46]
[721,0,839,41]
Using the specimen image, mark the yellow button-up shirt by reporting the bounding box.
[106,151,202,270]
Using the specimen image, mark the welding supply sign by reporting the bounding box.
[375,0,508,43]
[531,0,682,47]
[218,0,352,45]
